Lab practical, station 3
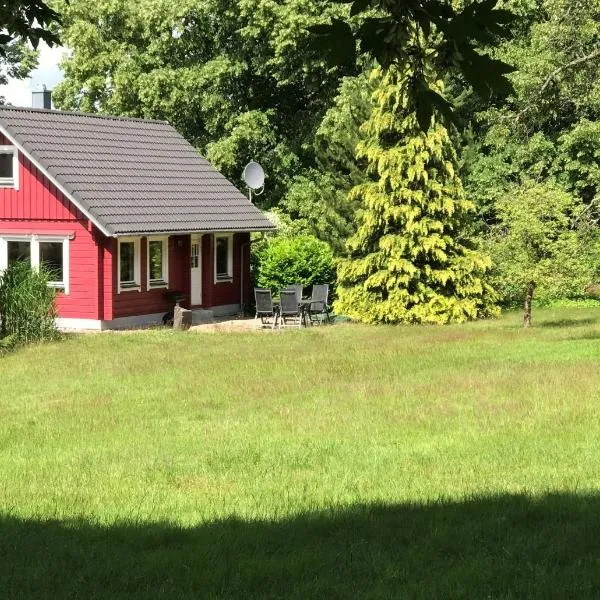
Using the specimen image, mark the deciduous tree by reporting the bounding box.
[52,0,355,207]
[487,180,600,326]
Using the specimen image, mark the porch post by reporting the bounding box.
[202,233,214,308]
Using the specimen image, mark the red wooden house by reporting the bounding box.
[0,107,273,330]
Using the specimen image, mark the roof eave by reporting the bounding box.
[112,225,276,237]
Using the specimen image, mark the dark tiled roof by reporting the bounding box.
[0,107,274,235]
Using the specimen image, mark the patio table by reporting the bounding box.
[272,297,311,327]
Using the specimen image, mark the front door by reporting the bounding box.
[190,235,202,306]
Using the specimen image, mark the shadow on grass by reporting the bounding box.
[563,330,600,341]
[537,317,598,328]
[2,493,600,599]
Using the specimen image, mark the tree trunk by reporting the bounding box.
[523,281,536,328]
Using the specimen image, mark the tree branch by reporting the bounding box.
[517,47,600,123]
[539,47,600,94]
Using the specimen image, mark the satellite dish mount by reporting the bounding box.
[242,161,265,202]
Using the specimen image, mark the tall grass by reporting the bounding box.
[2,309,600,597]
[0,261,58,344]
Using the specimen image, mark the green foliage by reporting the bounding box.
[486,180,600,306]
[254,234,335,292]
[0,261,58,345]
[463,0,600,224]
[557,120,600,206]
[0,333,16,355]
[52,0,354,208]
[310,0,518,129]
[0,0,60,52]
[280,74,373,253]
[459,1,600,308]
[335,68,498,325]
[0,42,37,94]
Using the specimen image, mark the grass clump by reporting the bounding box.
[0,261,58,345]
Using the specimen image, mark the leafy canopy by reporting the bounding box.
[463,0,600,227]
[486,180,600,306]
[280,73,374,253]
[53,0,355,208]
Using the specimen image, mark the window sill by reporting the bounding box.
[119,283,141,293]
[148,281,168,289]
[48,283,67,294]
[215,276,233,284]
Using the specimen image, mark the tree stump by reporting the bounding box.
[173,304,192,330]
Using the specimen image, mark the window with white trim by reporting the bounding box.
[147,236,169,288]
[214,234,233,282]
[0,146,18,189]
[118,238,141,292]
[39,241,65,286]
[0,235,69,293]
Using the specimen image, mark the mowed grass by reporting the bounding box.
[2,308,600,598]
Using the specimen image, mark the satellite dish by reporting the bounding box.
[243,161,265,191]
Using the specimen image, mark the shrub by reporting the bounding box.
[254,235,336,293]
[0,261,58,344]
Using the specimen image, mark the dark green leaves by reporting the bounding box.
[308,18,356,69]
[411,79,454,131]
[308,0,519,129]
[0,0,62,56]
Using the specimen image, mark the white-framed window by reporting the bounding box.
[147,236,169,289]
[0,234,69,294]
[0,146,19,189]
[214,233,233,282]
[118,237,141,292]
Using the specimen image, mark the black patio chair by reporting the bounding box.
[254,288,278,329]
[307,284,332,325]
[279,289,303,328]
[283,283,303,305]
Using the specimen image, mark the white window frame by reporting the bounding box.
[147,236,169,289]
[0,146,19,190]
[214,233,233,283]
[0,234,69,294]
[118,237,141,293]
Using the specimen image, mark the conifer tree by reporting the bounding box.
[335,68,498,325]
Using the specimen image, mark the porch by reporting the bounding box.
[87,231,254,330]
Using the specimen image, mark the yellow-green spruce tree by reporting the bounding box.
[335,69,497,324]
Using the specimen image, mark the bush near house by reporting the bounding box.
[254,234,336,293]
[0,261,58,345]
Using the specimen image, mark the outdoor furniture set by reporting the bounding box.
[254,284,332,329]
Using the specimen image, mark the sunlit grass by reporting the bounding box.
[1,308,600,598]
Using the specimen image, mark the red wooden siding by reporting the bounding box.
[0,143,85,223]
[112,233,248,319]
[211,232,250,307]
[0,144,101,320]
[112,235,191,318]
[101,237,115,321]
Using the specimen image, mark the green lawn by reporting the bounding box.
[2,308,600,598]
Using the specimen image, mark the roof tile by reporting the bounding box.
[0,107,274,235]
